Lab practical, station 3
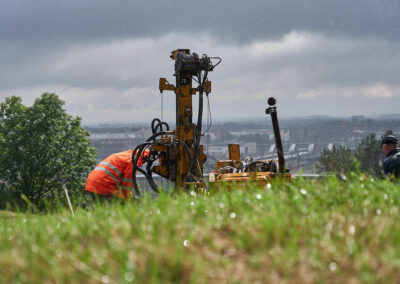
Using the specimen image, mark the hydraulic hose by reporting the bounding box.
[132,118,188,196]
[244,161,270,172]
[151,118,169,136]
[187,71,208,181]
[131,143,152,197]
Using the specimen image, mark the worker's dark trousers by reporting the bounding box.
[86,191,114,203]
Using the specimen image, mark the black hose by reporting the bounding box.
[131,143,152,197]
[131,118,173,196]
[145,149,162,192]
[244,161,270,172]
[145,158,159,193]
[191,91,203,171]
[187,69,208,181]
[155,122,169,134]
[145,131,169,143]
[132,137,194,195]
[151,118,169,136]
[151,118,161,134]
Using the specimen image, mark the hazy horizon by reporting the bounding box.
[82,113,400,127]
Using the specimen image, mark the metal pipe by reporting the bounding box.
[266,97,286,173]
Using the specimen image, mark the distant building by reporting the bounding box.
[241,142,257,155]
[205,145,228,158]
[90,133,144,161]
[230,130,272,136]
[203,132,217,141]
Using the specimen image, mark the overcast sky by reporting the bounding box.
[1,0,399,124]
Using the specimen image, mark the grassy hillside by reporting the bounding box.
[1,175,400,283]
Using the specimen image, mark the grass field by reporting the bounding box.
[1,174,400,283]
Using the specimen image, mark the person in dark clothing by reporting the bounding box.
[382,135,400,176]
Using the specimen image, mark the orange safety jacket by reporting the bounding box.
[85,149,149,199]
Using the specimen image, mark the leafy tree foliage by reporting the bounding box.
[318,132,392,176]
[317,146,356,173]
[0,93,97,210]
[355,133,383,175]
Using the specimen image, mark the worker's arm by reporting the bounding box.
[135,149,150,167]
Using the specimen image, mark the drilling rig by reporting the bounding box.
[132,49,290,196]
[131,49,220,195]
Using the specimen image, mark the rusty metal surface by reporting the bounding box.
[228,144,241,161]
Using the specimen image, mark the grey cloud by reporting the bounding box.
[1,1,400,123]
[1,0,399,44]
[1,0,398,89]
[1,31,399,123]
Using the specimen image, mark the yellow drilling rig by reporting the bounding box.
[131,49,291,196]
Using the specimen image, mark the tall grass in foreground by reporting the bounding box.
[1,174,400,283]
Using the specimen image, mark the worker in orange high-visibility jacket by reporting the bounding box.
[85,149,149,200]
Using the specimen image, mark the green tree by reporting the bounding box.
[317,146,356,173]
[354,133,383,176]
[0,93,97,210]
[318,131,395,176]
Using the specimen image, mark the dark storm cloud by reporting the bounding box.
[2,0,399,43]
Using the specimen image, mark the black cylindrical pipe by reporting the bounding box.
[266,97,286,173]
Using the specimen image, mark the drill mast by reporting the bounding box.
[132,49,220,193]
